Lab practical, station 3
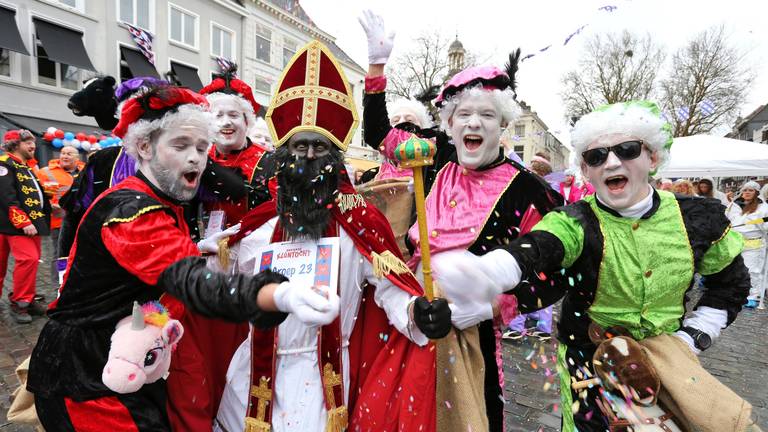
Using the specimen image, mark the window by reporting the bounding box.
[0,49,10,77]
[255,24,270,63]
[169,4,197,48]
[35,36,80,90]
[514,145,524,161]
[119,0,152,31]
[58,0,85,12]
[514,124,525,137]
[254,77,270,94]
[283,38,296,67]
[211,24,234,60]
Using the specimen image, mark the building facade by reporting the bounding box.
[728,104,768,144]
[502,100,570,171]
[240,0,372,162]
[0,0,372,164]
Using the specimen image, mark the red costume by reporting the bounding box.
[165,70,269,432]
[214,40,437,432]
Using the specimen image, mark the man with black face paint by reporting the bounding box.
[27,86,334,431]
[214,40,448,432]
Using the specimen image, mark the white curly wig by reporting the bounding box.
[387,98,433,128]
[205,92,256,128]
[438,85,521,137]
[122,104,217,160]
[571,101,673,172]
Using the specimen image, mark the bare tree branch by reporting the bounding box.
[561,30,666,121]
[659,25,755,137]
[385,31,478,107]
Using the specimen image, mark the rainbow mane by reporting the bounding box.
[140,301,170,327]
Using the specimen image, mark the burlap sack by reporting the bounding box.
[357,178,414,259]
[639,333,760,432]
[6,356,44,431]
[436,326,488,432]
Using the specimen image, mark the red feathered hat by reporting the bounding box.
[113,86,209,138]
[3,130,20,143]
[266,40,358,152]
[200,65,260,115]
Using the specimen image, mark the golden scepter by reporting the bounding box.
[394,135,437,300]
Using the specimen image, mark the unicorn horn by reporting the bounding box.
[131,301,145,330]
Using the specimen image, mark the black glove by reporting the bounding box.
[412,296,452,339]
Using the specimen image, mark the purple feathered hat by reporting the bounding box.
[434,49,521,107]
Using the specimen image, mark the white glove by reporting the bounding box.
[432,249,522,304]
[273,282,340,327]
[358,10,395,65]
[448,300,494,330]
[673,331,701,355]
[197,224,240,254]
[674,306,727,355]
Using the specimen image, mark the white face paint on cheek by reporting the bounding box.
[210,97,248,152]
[450,93,502,170]
[585,134,653,210]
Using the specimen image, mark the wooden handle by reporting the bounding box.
[412,167,433,300]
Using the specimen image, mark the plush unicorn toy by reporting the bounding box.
[102,301,184,394]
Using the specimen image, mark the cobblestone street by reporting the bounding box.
[502,300,768,431]
[2,240,767,431]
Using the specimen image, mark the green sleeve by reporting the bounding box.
[699,228,744,276]
[531,211,585,268]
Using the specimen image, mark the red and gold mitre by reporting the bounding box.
[266,40,359,152]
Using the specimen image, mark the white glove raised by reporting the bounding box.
[197,223,241,254]
[273,282,340,327]
[448,300,494,330]
[357,9,395,65]
[432,249,522,305]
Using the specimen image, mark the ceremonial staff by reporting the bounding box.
[395,135,437,299]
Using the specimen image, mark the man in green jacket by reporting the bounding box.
[433,101,751,431]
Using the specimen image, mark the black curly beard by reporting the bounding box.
[273,146,343,241]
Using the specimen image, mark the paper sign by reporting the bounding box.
[254,237,340,289]
[205,210,226,237]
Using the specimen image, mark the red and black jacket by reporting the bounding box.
[0,153,50,235]
[28,172,286,400]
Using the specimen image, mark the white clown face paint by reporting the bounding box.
[390,107,423,127]
[148,123,210,201]
[581,133,658,211]
[448,92,502,170]
[210,97,248,154]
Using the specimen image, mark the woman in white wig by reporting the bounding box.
[726,180,768,308]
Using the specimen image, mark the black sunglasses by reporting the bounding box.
[581,140,644,167]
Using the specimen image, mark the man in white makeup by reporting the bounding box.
[360,10,565,431]
[435,101,755,431]
[214,40,449,432]
[200,66,269,228]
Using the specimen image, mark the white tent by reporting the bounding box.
[660,135,768,177]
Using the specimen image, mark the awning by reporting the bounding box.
[0,7,29,55]
[171,62,203,92]
[33,19,95,71]
[121,46,159,78]
[2,112,112,136]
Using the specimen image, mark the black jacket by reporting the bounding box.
[0,153,50,235]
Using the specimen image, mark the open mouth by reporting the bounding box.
[605,175,628,192]
[182,171,200,186]
[220,128,235,138]
[463,134,483,151]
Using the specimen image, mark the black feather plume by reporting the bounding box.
[415,84,441,104]
[504,48,521,96]
[213,64,239,87]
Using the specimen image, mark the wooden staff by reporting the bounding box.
[395,135,437,299]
